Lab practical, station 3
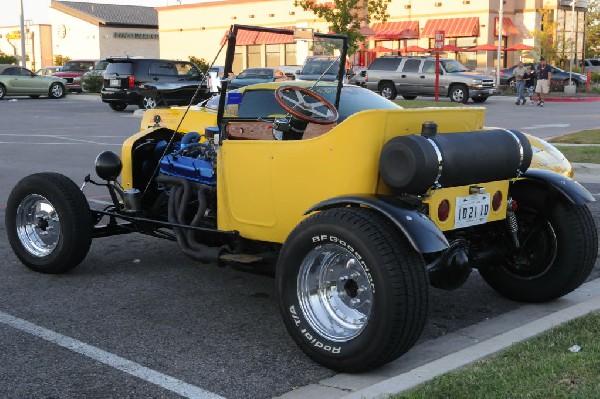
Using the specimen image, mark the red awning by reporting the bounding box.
[221,27,295,46]
[371,21,419,40]
[367,45,397,53]
[495,17,520,36]
[255,26,295,45]
[422,17,479,38]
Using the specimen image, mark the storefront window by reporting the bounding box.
[285,43,296,65]
[266,44,280,68]
[233,47,243,74]
[247,45,261,68]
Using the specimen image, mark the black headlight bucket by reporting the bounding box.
[95,151,122,181]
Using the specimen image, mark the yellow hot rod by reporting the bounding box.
[6,26,597,373]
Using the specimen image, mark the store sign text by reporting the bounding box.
[113,32,158,39]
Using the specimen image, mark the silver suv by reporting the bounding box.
[365,56,495,103]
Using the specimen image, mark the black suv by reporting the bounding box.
[101,58,208,111]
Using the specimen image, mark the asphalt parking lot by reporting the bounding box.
[0,94,598,399]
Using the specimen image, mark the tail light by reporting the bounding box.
[492,191,503,211]
[438,199,450,222]
[128,75,135,88]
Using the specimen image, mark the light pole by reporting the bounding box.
[568,0,575,85]
[496,0,503,89]
[19,0,27,68]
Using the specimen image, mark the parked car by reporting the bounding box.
[277,65,301,80]
[295,56,342,81]
[101,57,209,111]
[0,64,67,99]
[53,59,97,92]
[582,58,600,73]
[348,66,367,86]
[35,66,62,76]
[499,63,587,88]
[5,25,597,375]
[82,59,109,92]
[227,67,289,90]
[365,56,495,103]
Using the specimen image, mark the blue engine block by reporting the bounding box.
[159,154,216,186]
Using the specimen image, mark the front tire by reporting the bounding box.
[6,173,93,273]
[479,185,598,302]
[0,83,6,99]
[277,208,428,372]
[449,84,469,103]
[472,97,488,103]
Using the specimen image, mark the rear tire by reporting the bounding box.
[0,83,6,99]
[402,95,417,100]
[141,95,159,109]
[49,83,65,99]
[472,97,488,103]
[277,207,428,372]
[479,185,598,302]
[109,101,127,111]
[379,82,397,100]
[6,173,93,273]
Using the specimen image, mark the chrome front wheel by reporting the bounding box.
[16,194,61,257]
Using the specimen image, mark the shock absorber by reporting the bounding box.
[506,198,520,248]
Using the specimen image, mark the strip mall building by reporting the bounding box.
[156,0,589,72]
[0,0,589,73]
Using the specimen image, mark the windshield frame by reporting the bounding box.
[217,25,349,126]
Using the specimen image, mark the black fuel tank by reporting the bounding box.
[379,129,532,194]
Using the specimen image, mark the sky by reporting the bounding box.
[0,0,197,27]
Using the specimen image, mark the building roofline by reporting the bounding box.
[51,1,104,25]
[156,0,284,11]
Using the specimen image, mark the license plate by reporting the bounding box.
[488,89,496,94]
[110,79,120,87]
[454,194,490,228]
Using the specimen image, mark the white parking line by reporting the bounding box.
[0,310,225,399]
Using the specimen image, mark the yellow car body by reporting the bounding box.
[128,82,572,243]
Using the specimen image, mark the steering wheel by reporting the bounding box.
[274,85,339,125]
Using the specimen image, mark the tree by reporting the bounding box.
[0,51,17,64]
[293,0,391,54]
[586,0,600,57]
[189,56,210,73]
[532,5,558,64]
[54,55,71,66]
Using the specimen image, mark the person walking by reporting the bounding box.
[513,61,527,105]
[535,57,552,107]
[523,66,536,105]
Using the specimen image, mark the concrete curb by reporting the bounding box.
[276,278,600,399]
[344,293,600,399]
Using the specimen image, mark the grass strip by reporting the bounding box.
[549,129,600,144]
[554,146,600,164]
[392,312,600,399]
[394,99,462,108]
